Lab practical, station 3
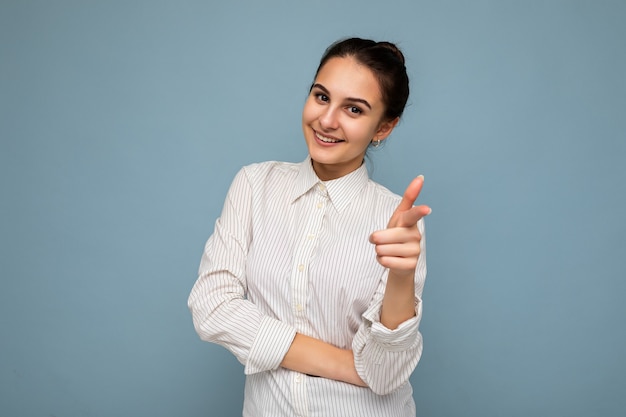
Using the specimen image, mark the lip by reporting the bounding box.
[313,129,344,146]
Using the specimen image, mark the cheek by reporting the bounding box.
[366,121,384,139]
[345,120,375,141]
[302,99,316,124]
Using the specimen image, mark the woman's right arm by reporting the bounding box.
[188,168,297,375]
[188,167,364,384]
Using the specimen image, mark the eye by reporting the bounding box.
[315,93,329,102]
[348,106,362,114]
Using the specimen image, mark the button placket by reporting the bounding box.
[289,183,329,417]
[290,184,328,331]
[292,372,308,417]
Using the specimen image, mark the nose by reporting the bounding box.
[319,106,339,131]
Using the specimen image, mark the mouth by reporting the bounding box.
[314,130,344,144]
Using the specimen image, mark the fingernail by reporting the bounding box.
[418,174,424,180]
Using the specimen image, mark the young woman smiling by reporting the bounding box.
[189,38,431,417]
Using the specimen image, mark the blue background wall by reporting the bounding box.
[1,1,625,416]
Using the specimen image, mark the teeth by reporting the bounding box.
[316,132,341,143]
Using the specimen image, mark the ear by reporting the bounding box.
[373,117,400,142]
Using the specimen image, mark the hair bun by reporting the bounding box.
[377,41,405,65]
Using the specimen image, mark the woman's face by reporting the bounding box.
[302,56,397,181]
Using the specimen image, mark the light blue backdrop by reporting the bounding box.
[1,1,625,416]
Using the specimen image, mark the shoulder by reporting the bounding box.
[367,179,402,206]
[241,160,299,177]
[358,179,403,225]
[229,160,301,193]
[238,160,300,184]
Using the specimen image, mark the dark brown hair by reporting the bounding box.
[313,38,410,121]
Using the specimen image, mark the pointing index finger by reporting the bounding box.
[396,175,424,213]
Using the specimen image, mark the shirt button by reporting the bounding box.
[317,202,323,209]
[318,183,326,192]
[295,374,302,383]
[307,233,315,240]
[298,264,304,272]
[296,303,304,312]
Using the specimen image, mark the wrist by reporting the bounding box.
[335,349,366,387]
[381,269,416,329]
[388,267,416,281]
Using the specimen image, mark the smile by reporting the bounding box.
[315,131,344,143]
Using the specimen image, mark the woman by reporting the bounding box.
[188,37,431,417]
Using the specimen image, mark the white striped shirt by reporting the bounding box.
[188,157,427,417]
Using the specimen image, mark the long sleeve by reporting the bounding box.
[187,167,297,374]
[352,219,427,395]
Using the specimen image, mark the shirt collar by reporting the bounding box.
[291,156,370,213]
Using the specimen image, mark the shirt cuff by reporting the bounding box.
[363,297,422,352]
[244,315,297,375]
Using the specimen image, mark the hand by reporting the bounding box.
[369,175,431,277]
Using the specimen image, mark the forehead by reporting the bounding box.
[315,57,382,105]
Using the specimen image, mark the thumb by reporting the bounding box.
[395,205,432,228]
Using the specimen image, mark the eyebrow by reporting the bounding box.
[311,83,372,110]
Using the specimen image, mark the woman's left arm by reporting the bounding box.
[353,176,431,395]
[373,175,431,329]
